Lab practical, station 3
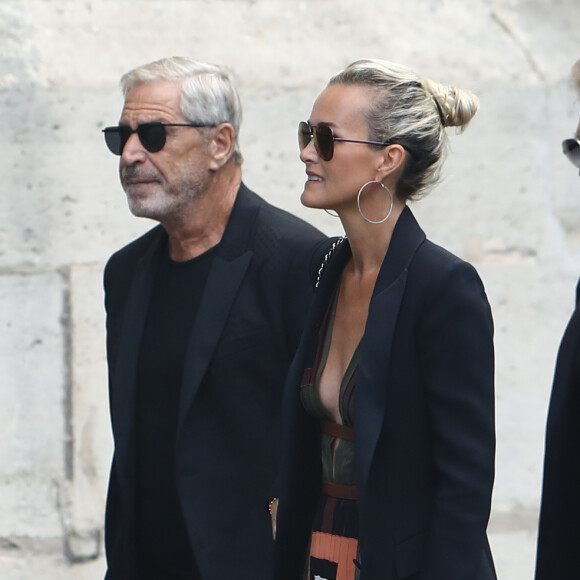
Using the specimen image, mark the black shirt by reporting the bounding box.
[135,243,215,580]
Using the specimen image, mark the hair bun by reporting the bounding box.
[423,79,479,131]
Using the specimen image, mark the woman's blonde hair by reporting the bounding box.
[329,59,479,200]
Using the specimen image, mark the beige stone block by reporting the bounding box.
[489,528,538,580]
[64,263,111,561]
[0,271,65,537]
[0,547,106,580]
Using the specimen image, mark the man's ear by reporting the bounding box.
[376,144,406,181]
[208,123,236,170]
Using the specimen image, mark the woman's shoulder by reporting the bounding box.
[414,238,477,276]
[408,238,486,300]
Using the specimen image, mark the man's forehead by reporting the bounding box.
[121,80,182,121]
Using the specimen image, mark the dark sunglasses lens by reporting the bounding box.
[138,124,167,153]
[102,124,167,155]
[103,127,124,155]
[314,125,334,161]
[298,122,312,151]
[563,139,580,168]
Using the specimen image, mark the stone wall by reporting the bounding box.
[1,1,579,578]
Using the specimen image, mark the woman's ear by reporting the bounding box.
[376,144,406,180]
[208,123,236,170]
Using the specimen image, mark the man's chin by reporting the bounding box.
[127,198,162,220]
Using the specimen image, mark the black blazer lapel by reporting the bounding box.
[177,251,252,433]
[110,231,164,477]
[355,207,426,504]
[176,184,257,433]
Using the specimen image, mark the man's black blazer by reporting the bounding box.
[103,183,327,579]
[275,207,496,580]
[536,280,580,579]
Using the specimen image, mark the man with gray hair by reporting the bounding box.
[101,57,326,580]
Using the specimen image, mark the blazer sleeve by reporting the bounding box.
[417,260,495,580]
[103,255,121,387]
[102,246,141,389]
[535,302,580,579]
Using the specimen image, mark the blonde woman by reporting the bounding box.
[273,60,496,580]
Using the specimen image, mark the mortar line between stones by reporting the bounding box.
[491,10,546,85]
[59,265,74,483]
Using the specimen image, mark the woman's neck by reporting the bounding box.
[339,201,405,277]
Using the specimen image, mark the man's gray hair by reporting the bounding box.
[120,56,243,164]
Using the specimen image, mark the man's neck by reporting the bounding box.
[164,163,242,262]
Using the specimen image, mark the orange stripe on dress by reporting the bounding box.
[310,531,358,580]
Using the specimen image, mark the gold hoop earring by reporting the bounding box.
[357,180,394,224]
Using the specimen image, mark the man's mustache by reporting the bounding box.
[121,167,160,181]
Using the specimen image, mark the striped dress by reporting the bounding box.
[300,291,360,580]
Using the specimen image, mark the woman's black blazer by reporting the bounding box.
[275,207,496,580]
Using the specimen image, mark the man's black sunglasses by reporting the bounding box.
[563,138,580,169]
[102,122,216,155]
[298,120,391,162]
